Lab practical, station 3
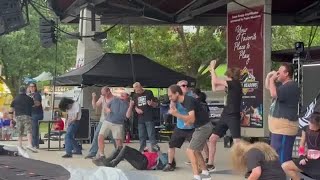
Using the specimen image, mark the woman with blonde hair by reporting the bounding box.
[230,140,286,180]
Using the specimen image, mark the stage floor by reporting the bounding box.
[0,140,314,180]
[0,140,243,180]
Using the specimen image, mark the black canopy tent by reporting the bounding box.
[55,53,196,87]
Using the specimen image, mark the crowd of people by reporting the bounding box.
[4,60,320,180]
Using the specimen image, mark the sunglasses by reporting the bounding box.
[180,84,188,87]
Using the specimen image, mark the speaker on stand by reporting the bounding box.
[0,0,28,36]
[75,108,91,147]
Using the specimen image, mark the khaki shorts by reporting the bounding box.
[15,115,32,137]
[189,122,213,151]
[99,121,124,140]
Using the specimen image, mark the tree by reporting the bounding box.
[0,7,77,96]
[271,26,320,69]
[103,25,226,89]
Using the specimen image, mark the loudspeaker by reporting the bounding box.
[0,0,26,36]
[302,63,320,111]
[75,108,90,140]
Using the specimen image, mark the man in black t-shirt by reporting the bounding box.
[10,86,37,153]
[168,85,213,180]
[132,82,158,152]
[207,60,243,171]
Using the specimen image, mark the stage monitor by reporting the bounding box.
[75,108,90,140]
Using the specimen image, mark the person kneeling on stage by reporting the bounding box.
[93,145,172,170]
[230,140,286,180]
[282,112,320,180]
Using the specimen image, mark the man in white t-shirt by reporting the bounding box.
[59,97,82,158]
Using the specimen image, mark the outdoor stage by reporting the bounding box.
[1,140,315,180]
[0,141,243,180]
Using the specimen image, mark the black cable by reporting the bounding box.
[128,25,136,83]
[308,26,318,48]
[32,0,135,21]
[306,26,318,60]
[231,0,272,15]
[31,1,103,21]
[29,1,123,38]
[51,18,58,120]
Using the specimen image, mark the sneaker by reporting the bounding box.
[72,151,82,155]
[92,156,106,166]
[162,164,175,171]
[184,161,191,165]
[26,146,38,153]
[62,154,72,158]
[206,164,216,172]
[200,174,211,180]
[85,154,96,159]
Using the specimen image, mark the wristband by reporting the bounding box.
[298,146,305,156]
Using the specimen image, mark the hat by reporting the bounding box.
[19,86,26,94]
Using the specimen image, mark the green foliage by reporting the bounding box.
[103,25,226,90]
[271,26,320,70]
[0,7,77,96]
[1,8,320,96]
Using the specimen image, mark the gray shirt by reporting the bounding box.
[105,97,129,124]
[99,97,108,122]
[271,81,300,121]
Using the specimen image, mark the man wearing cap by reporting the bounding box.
[10,86,37,152]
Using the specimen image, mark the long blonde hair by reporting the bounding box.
[230,140,278,173]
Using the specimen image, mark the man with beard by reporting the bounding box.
[168,85,213,180]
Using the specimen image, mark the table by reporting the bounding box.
[39,120,63,151]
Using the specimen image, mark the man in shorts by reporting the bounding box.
[163,80,194,171]
[93,91,134,165]
[168,85,213,180]
[10,86,37,152]
[207,60,243,171]
[85,86,115,159]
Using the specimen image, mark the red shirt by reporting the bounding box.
[143,152,159,170]
[53,119,64,131]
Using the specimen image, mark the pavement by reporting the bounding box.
[2,140,244,180]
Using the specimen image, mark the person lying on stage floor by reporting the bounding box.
[282,112,320,180]
[230,140,286,180]
[93,144,172,171]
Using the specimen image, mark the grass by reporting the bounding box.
[39,123,49,134]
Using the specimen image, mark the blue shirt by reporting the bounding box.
[1,118,10,126]
[176,92,195,130]
[105,97,129,124]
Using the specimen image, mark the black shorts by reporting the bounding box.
[293,157,320,179]
[169,128,194,148]
[212,113,241,138]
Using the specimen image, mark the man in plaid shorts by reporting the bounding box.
[10,86,37,152]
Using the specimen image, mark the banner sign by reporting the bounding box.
[227,5,264,128]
